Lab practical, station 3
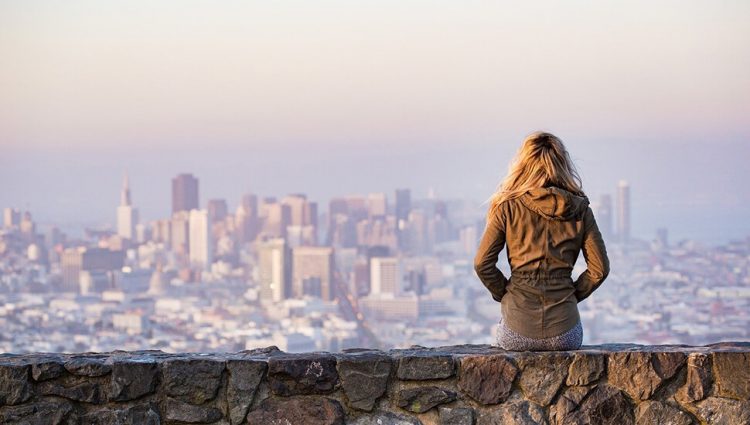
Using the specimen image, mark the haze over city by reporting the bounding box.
[2,1,749,244]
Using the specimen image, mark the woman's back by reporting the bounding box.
[475,184,610,342]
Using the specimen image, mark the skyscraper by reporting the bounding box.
[189,209,212,271]
[206,199,228,224]
[172,173,199,214]
[395,189,411,222]
[3,207,20,229]
[257,238,290,302]
[367,193,387,218]
[617,180,631,243]
[292,246,334,300]
[597,194,613,241]
[370,257,401,295]
[116,174,139,240]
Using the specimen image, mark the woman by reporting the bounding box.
[474,131,610,351]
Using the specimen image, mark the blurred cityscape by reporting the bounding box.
[1,174,748,354]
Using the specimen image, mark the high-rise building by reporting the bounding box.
[395,189,411,222]
[597,194,613,240]
[117,174,139,240]
[170,211,190,256]
[172,173,199,214]
[262,202,292,239]
[292,246,334,300]
[61,247,124,292]
[282,194,318,245]
[206,199,228,223]
[257,238,290,302]
[189,209,212,270]
[617,180,631,243]
[370,257,401,295]
[368,193,387,218]
[3,207,20,229]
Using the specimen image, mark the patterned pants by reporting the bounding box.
[495,317,583,351]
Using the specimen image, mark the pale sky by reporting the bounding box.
[1,1,749,243]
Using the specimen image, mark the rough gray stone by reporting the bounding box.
[397,386,456,413]
[348,411,423,425]
[676,353,712,403]
[164,397,223,424]
[396,354,455,380]
[0,364,31,406]
[268,353,339,396]
[712,351,750,400]
[226,359,267,425]
[39,380,103,404]
[0,401,73,425]
[76,403,161,425]
[245,396,344,425]
[458,354,518,405]
[694,396,750,425]
[566,353,605,386]
[161,357,225,404]
[337,352,392,411]
[439,407,475,425]
[31,359,65,381]
[478,400,547,425]
[635,401,693,425]
[518,352,571,406]
[110,359,158,401]
[64,357,112,377]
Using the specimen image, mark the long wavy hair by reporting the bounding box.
[484,131,585,219]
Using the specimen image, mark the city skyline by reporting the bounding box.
[2,169,748,354]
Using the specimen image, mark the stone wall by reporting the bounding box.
[1,342,749,425]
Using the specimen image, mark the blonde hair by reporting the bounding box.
[484,131,585,219]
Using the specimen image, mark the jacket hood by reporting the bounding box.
[518,186,590,221]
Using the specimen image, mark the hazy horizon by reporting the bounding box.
[2,1,749,244]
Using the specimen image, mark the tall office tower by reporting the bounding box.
[282,194,308,226]
[263,202,292,239]
[303,201,318,229]
[395,189,411,250]
[597,194,613,240]
[206,199,228,223]
[241,193,259,217]
[258,196,278,219]
[171,211,190,255]
[292,246,334,300]
[189,209,212,271]
[395,189,412,222]
[367,193,388,218]
[617,180,631,243]
[19,211,36,243]
[282,194,319,245]
[3,207,20,228]
[172,173,199,214]
[257,238,291,302]
[61,247,125,292]
[117,174,139,240]
[370,257,401,295]
[234,193,259,244]
[345,196,369,221]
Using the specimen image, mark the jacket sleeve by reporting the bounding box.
[574,207,610,302]
[474,205,510,302]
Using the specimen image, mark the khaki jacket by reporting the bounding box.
[474,186,610,339]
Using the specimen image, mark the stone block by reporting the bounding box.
[458,354,518,405]
[337,352,392,411]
